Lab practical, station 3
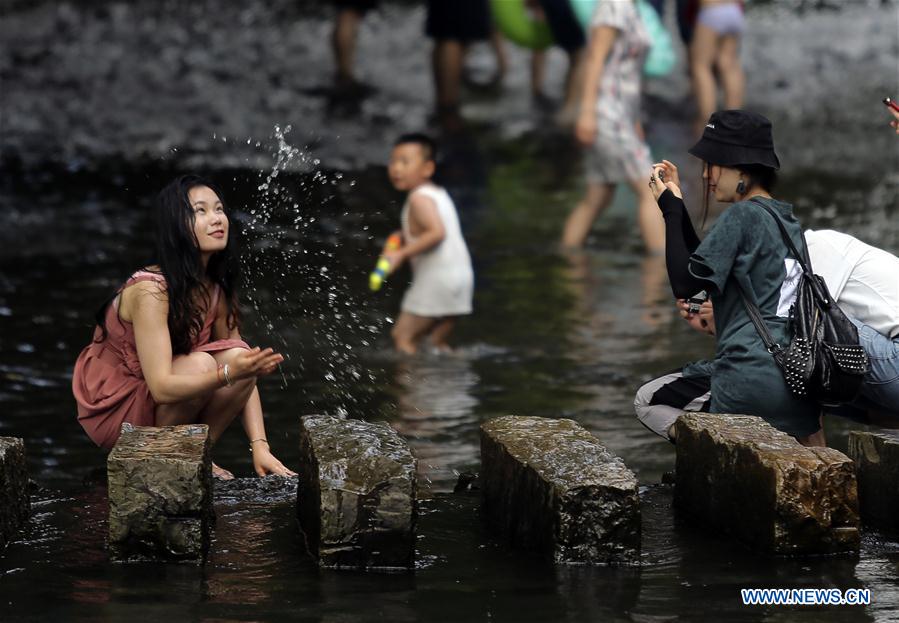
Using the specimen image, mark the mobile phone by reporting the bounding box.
[884,97,899,113]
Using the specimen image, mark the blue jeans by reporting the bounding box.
[832,321,899,422]
[855,322,899,413]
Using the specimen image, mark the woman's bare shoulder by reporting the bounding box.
[119,276,168,323]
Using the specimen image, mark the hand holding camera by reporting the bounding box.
[677,293,715,336]
[648,160,683,201]
[687,291,708,315]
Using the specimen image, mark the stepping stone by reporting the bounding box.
[107,423,213,562]
[848,431,899,533]
[674,413,859,555]
[297,415,417,570]
[0,437,29,549]
[480,415,640,564]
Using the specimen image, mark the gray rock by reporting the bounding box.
[848,431,899,533]
[674,413,859,555]
[107,423,213,562]
[0,437,30,549]
[297,415,417,571]
[480,416,640,565]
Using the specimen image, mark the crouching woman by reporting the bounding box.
[72,175,296,478]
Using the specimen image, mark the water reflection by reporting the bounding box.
[390,352,480,494]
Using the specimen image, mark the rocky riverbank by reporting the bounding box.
[2,0,896,174]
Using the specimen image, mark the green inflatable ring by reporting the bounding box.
[490,0,554,50]
[569,0,676,77]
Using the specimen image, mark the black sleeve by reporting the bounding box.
[658,189,707,299]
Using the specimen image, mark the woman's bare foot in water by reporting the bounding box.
[212,462,235,480]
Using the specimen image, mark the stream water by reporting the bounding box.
[1,1,898,621]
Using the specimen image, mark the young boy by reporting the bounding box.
[383,133,474,354]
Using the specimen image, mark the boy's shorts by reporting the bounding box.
[426,0,491,43]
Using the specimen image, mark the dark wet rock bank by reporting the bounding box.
[1,1,896,175]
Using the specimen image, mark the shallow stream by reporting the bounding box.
[1,1,898,621]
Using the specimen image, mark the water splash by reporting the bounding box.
[239,125,382,417]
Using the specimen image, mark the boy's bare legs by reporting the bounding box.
[716,34,744,109]
[627,177,666,254]
[562,182,615,248]
[689,23,719,136]
[333,8,362,87]
[392,311,438,354]
[428,317,456,352]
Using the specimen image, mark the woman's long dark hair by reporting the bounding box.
[699,163,778,231]
[93,175,241,354]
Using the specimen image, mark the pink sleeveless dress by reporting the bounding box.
[72,270,249,449]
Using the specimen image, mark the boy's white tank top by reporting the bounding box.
[400,183,473,316]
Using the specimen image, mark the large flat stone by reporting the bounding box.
[848,431,899,533]
[674,413,859,555]
[107,423,213,562]
[480,416,640,565]
[297,415,417,570]
[0,437,29,549]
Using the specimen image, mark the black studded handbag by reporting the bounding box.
[736,201,869,407]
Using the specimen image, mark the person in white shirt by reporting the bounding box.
[805,230,899,423]
[636,229,899,440]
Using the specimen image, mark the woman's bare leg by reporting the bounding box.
[798,415,827,447]
[154,352,217,426]
[562,183,615,248]
[154,351,241,480]
[201,347,259,443]
[690,23,720,135]
[716,34,744,109]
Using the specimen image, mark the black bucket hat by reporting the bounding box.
[688,110,781,170]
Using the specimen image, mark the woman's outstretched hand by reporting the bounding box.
[649,160,683,201]
[252,443,297,477]
[230,347,284,381]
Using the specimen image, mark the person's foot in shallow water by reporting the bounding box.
[212,462,235,481]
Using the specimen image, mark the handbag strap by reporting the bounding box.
[737,287,784,354]
[734,198,806,354]
[747,198,813,272]
[748,198,832,306]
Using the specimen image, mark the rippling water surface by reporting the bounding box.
[2,1,898,621]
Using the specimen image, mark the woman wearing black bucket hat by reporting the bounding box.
[633,110,823,445]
